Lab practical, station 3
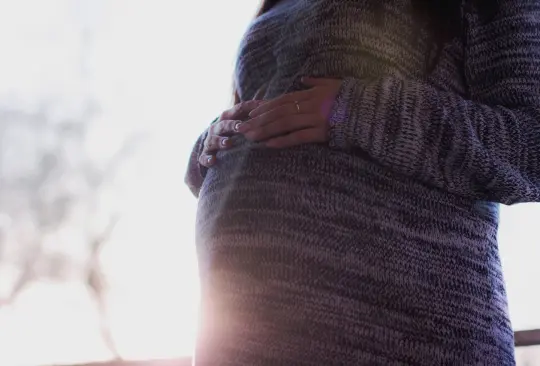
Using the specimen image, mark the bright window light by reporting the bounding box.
[0,2,537,366]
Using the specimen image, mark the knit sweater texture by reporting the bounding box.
[186,0,540,364]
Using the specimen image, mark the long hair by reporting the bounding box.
[233,0,498,104]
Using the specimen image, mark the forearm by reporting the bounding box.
[329,77,540,204]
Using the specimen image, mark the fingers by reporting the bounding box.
[243,113,322,142]
[205,133,234,152]
[248,88,315,118]
[265,128,328,148]
[200,121,238,168]
[239,99,317,133]
[200,98,268,169]
[211,119,244,136]
[199,153,216,168]
[199,136,230,168]
[221,100,266,121]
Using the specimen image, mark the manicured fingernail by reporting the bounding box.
[220,137,231,147]
[207,156,215,165]
[237,122,250,132]
[233,121,242,132]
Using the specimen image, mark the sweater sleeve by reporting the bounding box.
[328,1,540,205]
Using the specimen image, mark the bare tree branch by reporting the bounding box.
[86,215,122,360]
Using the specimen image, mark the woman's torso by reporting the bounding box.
[195,1,514,364]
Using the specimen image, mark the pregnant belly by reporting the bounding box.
[196,143,493,289]
[196,143,385,255]
[196,143,491,245]
[193,143,499,364]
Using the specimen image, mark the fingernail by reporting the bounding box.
[220,137,231,147]
[237,122,249,132]
[207,156,215,165]
[233,121,243,132]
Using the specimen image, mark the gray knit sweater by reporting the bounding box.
[186,0,540,364]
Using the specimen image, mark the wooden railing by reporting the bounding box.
[515,329,540,347]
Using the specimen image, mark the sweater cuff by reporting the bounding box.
[328,77,373,153]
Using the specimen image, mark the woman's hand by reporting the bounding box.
[199,100,265,168]
[238,77,343,148]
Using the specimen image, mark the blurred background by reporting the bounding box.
[0,1,538,365]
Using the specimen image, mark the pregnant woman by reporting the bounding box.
[185,0,540,364]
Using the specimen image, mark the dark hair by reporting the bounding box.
[233,0,498,104]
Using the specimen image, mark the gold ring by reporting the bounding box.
[294,100,301,114]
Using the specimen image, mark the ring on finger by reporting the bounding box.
[294,100,301,114]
